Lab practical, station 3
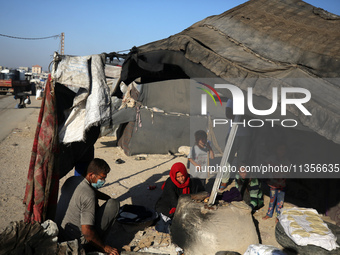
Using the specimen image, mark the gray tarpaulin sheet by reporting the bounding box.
[52,54,111,144]
[119,0,340,144]
[138,79,191,114]
[123,108,191,155]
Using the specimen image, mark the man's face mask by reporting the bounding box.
[91,174,106,189]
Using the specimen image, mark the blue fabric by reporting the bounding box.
[155,215,171,234]
[266,188,285,217]
[74,162,89,176]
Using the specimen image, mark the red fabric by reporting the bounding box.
[23,75,59,223]
[169,162,190,194]
[169,207,176,215]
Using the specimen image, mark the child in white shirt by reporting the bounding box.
[188,130,214,189]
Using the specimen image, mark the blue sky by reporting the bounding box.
[1,0,339,71]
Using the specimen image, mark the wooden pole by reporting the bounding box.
[60,32,64,55]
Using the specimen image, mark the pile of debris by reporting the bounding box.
[122,226,178,255]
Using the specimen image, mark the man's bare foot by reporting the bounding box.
[275,217,279,224]
[262,215,271,220]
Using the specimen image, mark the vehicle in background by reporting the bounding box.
[0,69,31,95]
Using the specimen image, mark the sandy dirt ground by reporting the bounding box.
[0,97,335,254]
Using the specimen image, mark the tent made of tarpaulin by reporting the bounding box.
[113,0,340,172]
[114,0,340,223]
[116,0,340,145]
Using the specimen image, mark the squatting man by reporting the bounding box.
[55,158,120,255]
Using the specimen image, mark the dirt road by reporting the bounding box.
[0,94,40,142]
[0,96,41,231]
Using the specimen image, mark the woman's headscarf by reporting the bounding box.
[169,162,190,194]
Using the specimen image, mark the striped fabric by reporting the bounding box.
[236,176,264,211]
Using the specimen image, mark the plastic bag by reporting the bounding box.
[24,97,31,104]
[36,89,43,100]
[244,244,286,255]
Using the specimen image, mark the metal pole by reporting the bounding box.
[208,115,240,205]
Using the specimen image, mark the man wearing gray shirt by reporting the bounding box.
[56,158,120,255]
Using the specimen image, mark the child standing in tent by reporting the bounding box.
[262,142,290,222]
[235,162,264,213]
[188,130,214,189]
